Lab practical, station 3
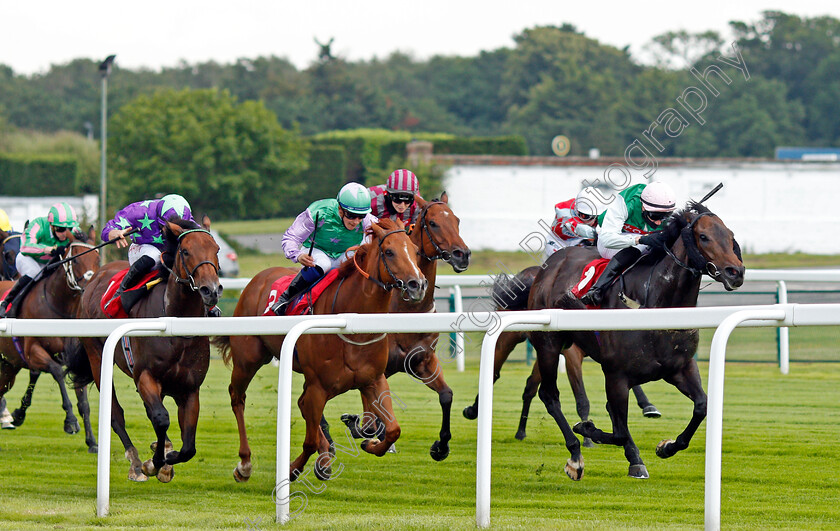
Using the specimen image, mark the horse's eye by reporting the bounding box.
[182,250,190,257]
[429,220,437,228]
[699,234,709,242]
[385,249,394,258]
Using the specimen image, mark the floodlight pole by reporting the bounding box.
[99,55,116,257]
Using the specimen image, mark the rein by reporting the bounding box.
[663,211,719,278]
[160,228,220,292]
[351,229,412,295]
[413,200,451,263]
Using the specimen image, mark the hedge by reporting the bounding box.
[0,153,79,196]
[280,145,347,216]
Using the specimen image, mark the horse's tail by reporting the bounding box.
[63,337,94,388]
[211,336,233,366]
[492,265,540,311]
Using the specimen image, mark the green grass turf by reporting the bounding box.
[0,340,838,529]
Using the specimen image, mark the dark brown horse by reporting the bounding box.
[0,234,100,451]
[0,229,21,281]
[462,266,660,444]
[213,218,426,482]
[525,201,744,480]
[339,194,471,461]
[65,219,222,482]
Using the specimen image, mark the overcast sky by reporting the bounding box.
[1,1,838,75]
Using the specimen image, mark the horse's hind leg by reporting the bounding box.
[33,348,80,435]
[74,386,97,453]
[532,332,583,481]
[359,375,401,458]
[228,336,270,482]
[463,330,524,420]
[632,385,661,418]
[656,362,706,460]
[560,344,595,448]
[137,371,174,482]
[291,383,328,481]
[11,370,40,427]
[406,347,452,461]
[166,390,200,468]
[515,361,541,440]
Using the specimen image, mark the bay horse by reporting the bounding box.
[0,229,21,280]
[462,265,660,444]
[526,201,744,480]
[0,232,99,451]
[338,193,471,461]
[65,218,222,482]
[213,218,426,482]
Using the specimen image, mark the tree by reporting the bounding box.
[645,30,724,70]
[108,88,307,219]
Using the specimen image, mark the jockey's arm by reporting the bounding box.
[281,209,316,263]
[598,199,637,249]
[360,213,379,244]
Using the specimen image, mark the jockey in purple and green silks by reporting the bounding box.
[102,194,194,304]
[0,202,79,318]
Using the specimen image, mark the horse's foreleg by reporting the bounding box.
[417,352,452,461]
[359,376,401,457]
[42,354,80,435]
[515,361,541,441]
[533,333,583,481]
[74,386,97,453]
[632,385,661,418]
[656,362,707,459]
[463,330,525,420]
[291,383,327,481]
[137,371,173,482]
[10,370,37,427]
[228,338,268,482]
[166,391,199,466]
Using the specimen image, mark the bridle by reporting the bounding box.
[160,228,220,291]
[353,229,415,297]
[412,200,452,263]
[662,211,724,279]
[62,242,97,292]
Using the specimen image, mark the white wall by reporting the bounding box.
[444,162,840,254]
[0,195,99,231]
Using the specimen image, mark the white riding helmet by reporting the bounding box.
[574,187,605,218]
[640,181,676,212]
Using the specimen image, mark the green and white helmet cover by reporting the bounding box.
[47,202,79,228]
[336,183,372,215]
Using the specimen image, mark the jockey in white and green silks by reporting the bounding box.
[271,182,378,315]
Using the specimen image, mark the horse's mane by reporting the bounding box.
[160,217,203,279]
[335,218,404,280]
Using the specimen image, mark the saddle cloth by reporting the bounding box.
[263,269,340,316]
[570,258,611,304]
[100,269,161,319]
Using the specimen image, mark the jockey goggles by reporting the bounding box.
[342,210,366,220]
[390,193,414,205]
[53,226,68,233]
[577,212,596,222]
[645,210,671,222]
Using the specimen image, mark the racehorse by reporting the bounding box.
[213,218,427,482]
[462,266,661,444]
[523,201,744,480]
[0,229,21,280]
[65,218,221,482]
[338,194,470,461]
[0,231,99,451]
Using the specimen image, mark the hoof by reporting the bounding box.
[64,418,81,435]
[514,430,527,441]
[157,464,174,483]
[128,466,148,482]
[360,438,380,453]
[573,420,594,438]
[386,443,397,454]
[88,445,99,454]
[11,409,25,427]
[1,420,15,430]
[233,461,252,483]
[141,459,159,477]
[642,405,662,418]
[582,437,594,448]
[430,441,449,461]
[628,464,649,479]
[289,468,302,482]
[314,460,331,481]
[564,457,584,481]
[150,440,174,453]
[655,439,677,459]
[462,405,478,420]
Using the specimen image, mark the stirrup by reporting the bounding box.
[580,289,601,306]
[271,298,291,316]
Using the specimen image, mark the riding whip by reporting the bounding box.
[308,212,320,257]
[698,183,723,204]
[48,227,138,268]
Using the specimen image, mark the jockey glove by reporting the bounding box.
[50,247,63,258]
[638,233,667,248]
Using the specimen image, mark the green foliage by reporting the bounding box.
[3,130,100,193]
[0,152,78,195]
[108,88,307,219]
[433,136,527,155]
[281,145,347,216]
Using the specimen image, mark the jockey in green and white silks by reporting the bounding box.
[272,182,378,315]
[580,181,677,306]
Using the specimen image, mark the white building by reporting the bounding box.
[0,195,99,231]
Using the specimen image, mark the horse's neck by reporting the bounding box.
[41,267,80,316]
[162,275,204,317]
[325,257,392,314]
[646,239,701,308]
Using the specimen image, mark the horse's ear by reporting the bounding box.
[166,220,186,239]
[87,225,97,244]
[0,229,7,240]
[440,191,448,204]
[201,213,211,230]
[370,221,386,240]
[414,195,427,209]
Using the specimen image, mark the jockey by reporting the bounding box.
[544,187,603,258]
[271,182,377,316]
[579,181,677,306]
[103,194,194,309]
[369,168,422,224]
[0,202,79,318]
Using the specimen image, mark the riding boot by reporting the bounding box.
[579,247,642,306]
[111,255,156,313]
[0,275,33,318]
[271,266,324,316]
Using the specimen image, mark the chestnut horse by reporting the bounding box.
[0,233,99,450]
[65,219,221,482]
[339,194,471,461]
[526,201,744,480]
[462,265,660,444]
[213,218,426,482]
